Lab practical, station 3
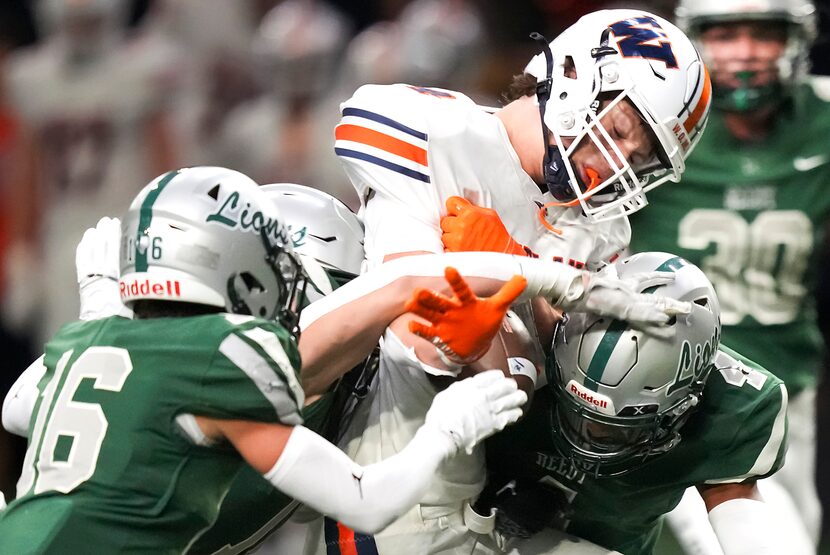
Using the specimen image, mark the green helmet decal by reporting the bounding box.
[584,320,628,391]
[135,170,179,272]
[585,256,688,389]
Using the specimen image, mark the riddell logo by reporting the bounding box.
[120,279,182,299]
[567,380,614,414]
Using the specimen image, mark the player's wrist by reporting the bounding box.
[412,421,458,460]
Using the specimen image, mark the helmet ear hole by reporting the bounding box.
[239,272,265,294]
[564,56,577,79]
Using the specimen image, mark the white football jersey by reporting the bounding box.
[335,84,630,271]
[303,330,487,555]
[339,331,486,506]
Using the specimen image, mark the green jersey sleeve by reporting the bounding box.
[693,346,788,485]
[197,315,305,426]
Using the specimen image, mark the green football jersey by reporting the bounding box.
[187,394,334,555]
[485,346,788,555]
[630,81,830,394]
[0,314,303,554]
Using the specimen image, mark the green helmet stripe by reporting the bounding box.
[584,319,628,391]
[135,170,179,272]
[654,256,685,273]
[583,256,685,389]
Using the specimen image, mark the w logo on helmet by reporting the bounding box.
[610,16,678,69]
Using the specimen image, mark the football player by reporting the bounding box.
[418,252,787,555]
[310,9,710,553]
[0,167,529,553]
[2,170,689,553]
[337,8,710,277]
[628,0,825,552]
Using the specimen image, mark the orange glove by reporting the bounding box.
[441,196,527,255]
[405,266,527,365]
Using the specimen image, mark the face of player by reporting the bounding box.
[559,98,662,190]
[698,21,787,92]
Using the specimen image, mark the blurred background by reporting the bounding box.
[0,0,829,552]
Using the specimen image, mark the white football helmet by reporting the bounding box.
[120,167,307,334]
[676,0,817,111]
[251,0,351,101]
[549,252,721,477]
[525,10,711,222]
[262,183,364,301]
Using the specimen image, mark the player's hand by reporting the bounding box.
[405,267,527,364]
[562,268,691,338]
[76,216,121,284]
[76,217,132,320]
[424,370,527,455]
[441,196,527,255]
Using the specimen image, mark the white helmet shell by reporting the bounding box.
[120,167,306,331]
[550,252,721,476]
[526,10,711,222]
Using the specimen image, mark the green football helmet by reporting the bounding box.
[549,252,721,477]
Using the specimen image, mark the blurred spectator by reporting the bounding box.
[208,0,357,207]
[0,0,37,509]
[2,0,180,346]
[144,0,275,163]
[342,0,486,96]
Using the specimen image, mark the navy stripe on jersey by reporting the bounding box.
[324,518,340,555]
[335,147,431,183]
[341,107,428,141]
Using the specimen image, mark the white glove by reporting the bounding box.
[0,490,5,511]
[76,217,132,320]
[561,267,691,338]
[424,370,527,455]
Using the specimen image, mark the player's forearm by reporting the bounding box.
[299,278,414,395]
[298,253,583,394]
[709,497,784,555]
[2,355,46,437]
[299,252,583,330]
[264,425,454,534]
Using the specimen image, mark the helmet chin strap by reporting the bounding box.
[530,30,617,204]
[529,32,576,200]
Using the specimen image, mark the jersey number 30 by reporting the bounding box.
[17,347,133,495]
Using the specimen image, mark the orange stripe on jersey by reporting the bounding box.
[336,124,428,167]
[683,66,712,134]
[337,522,359,555]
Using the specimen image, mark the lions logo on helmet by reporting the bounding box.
[119,167,307,336]
[549,252,721,477]
[525,10,712,222]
